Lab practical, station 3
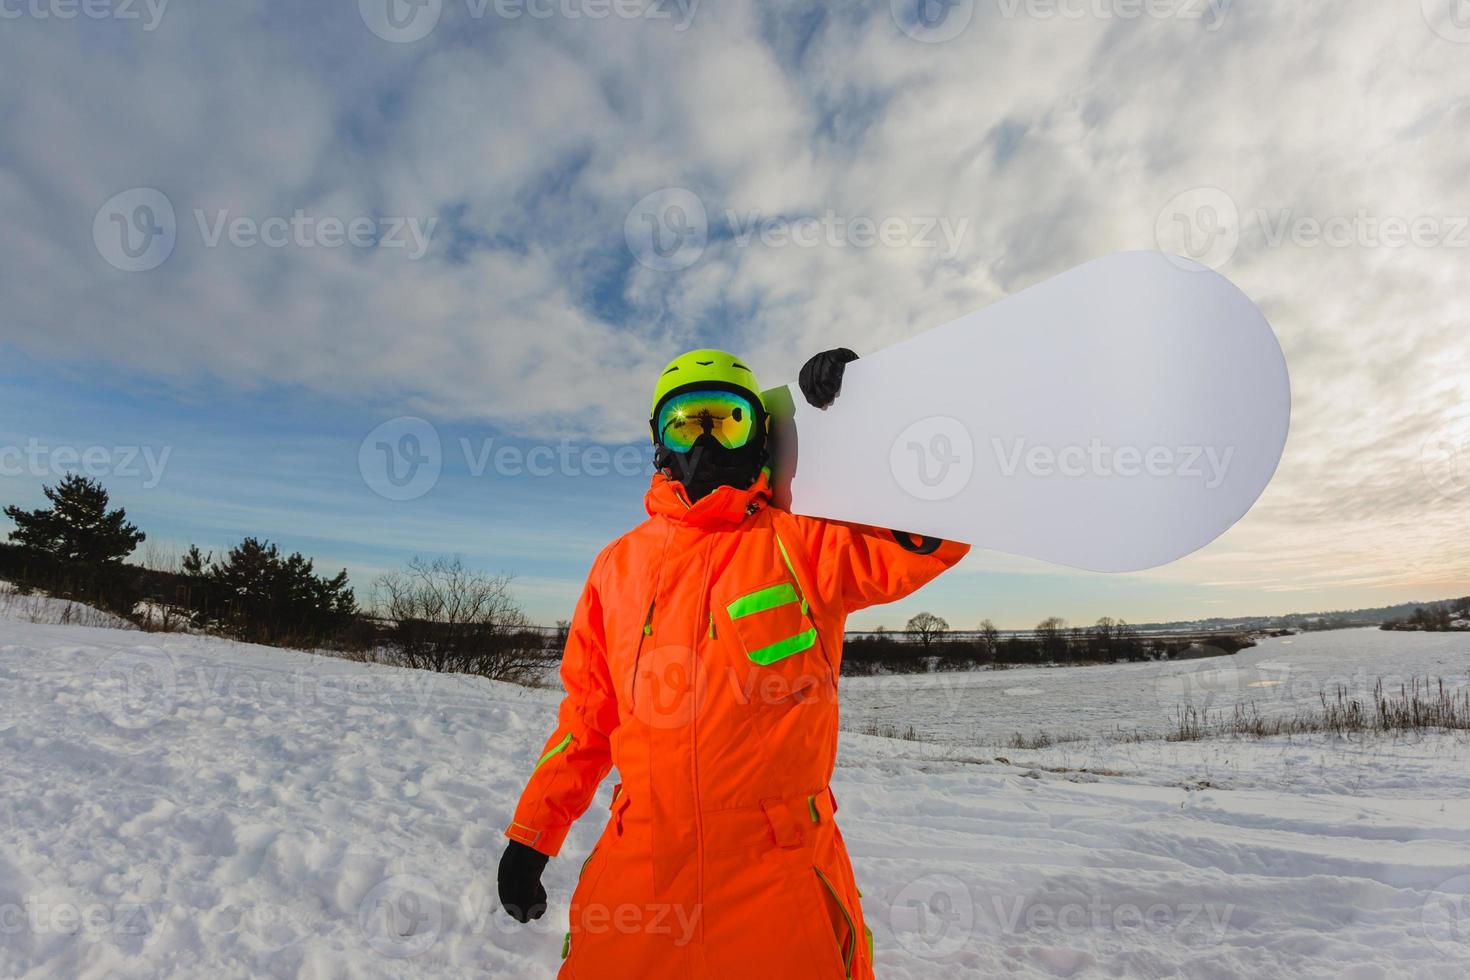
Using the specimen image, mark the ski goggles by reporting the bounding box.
[655,388,759,453]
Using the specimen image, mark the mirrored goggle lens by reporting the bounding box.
[656,390,756,452]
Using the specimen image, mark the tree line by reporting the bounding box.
[1,476,554,682]
[3,476,1253,684]
[838,611,1254,675]
[1380,599,1470,632]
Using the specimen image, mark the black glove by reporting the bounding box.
[497,840,550,923]
[798,348,859,408]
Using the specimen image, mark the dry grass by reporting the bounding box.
[0,589,133,629]
[1170,678,1469,741]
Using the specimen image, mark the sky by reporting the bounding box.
[1,0,1467,629]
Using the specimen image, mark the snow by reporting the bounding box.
[840,628,1470,746]
[1,613,1467,978]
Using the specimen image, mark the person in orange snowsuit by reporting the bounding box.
[499,348,968,979]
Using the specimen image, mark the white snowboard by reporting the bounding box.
[764,252,1291,573]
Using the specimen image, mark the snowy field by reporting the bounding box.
[841,628,1470,746]
[1,613,1468,978]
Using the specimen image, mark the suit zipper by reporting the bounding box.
[628,598,655,709]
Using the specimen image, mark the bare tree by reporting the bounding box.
[1035,616,1068,660]
[375,556,549,683]
[978,618,999,660]
[906,611,950,648]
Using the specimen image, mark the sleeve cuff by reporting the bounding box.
[505,820,569,857]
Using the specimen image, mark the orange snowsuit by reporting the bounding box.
[506,470,968,979]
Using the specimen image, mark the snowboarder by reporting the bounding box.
[498,349,968,979]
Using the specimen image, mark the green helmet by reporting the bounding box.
[649,349,763,440]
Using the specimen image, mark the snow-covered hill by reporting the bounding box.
[1,615,1467,978]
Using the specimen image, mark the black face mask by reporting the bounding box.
[656,430,766,502]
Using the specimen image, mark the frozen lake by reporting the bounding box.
[839,627,1470,747]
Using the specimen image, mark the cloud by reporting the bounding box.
[1,0,1466,606]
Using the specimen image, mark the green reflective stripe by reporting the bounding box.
[726,582,798,620]
[561,931,571,959]
[774,533,809,615]
[747,627,817,666]
[808,796,820,822]
[865,924,874,961]
[814,868,856,978]
[533,732,573,774]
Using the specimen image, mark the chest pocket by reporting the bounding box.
[723,532,818,666]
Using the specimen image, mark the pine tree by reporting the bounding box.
[3,475,145,563]
[182,537,356,644]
